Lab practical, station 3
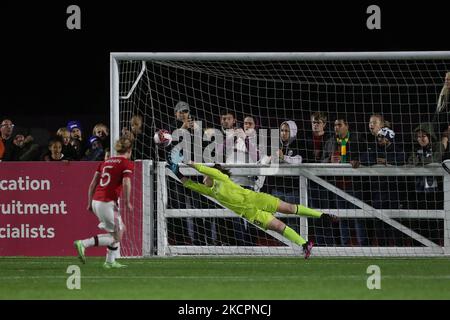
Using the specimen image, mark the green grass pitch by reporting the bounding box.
[1,257,449,299]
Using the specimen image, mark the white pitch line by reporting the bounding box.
[1,275,450,281]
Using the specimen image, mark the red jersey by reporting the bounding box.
[93,156,134,202]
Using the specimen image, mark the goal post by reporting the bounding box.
[155,163,448,257]
[111,51,450,257]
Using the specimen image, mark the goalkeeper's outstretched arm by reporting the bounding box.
[169,161,215,197]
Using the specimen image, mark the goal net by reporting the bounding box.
[111,52,450,257]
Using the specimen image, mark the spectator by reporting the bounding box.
[121,127,135,142]
[56,127,78,160]
[323,118,368,168]
[305,112,332,162]
[276,121,303,164]
[242,115,260,164]
[42,138,68,161]
[131,115,143,135]
[218,109,257,245]
[434,72,450,135]
[0,118,15,161]
[367,113,404,180]
[219,109,250,167]
[122,115,144,160]
[175,101,200,131]
[67,120,84,141]
[168,101,210,245]
[242,115,270,190]
[238,115,267,245]
[9,130,40,161]
[441,125,450,160]
[92,123,110,150]
[270,120,305,241]
[365,127,406,246]
[304,112,336,246]
[368,114,389,139]
[70,137,83,160]
[407,123,444,209]
[243,116,257,136]
[67,120,86,160]
[322,117,369,246]
[271,121,303,198]
[82,136,105,161]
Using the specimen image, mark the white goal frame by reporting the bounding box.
[156,162,449,257]
[111,52,450,257]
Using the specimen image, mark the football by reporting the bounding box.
[153,129,172,147]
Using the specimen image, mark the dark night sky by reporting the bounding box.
[1,1,449,128]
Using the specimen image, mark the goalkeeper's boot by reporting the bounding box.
[302,240,314,260]
[321,213,339,222]
[103,261,127,269]
[74,240,86,264]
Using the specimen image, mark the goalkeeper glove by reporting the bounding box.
[167,149,185,180]
[166,162,185,180]
[168,147,184,164]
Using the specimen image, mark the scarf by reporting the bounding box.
[336,131,350,163]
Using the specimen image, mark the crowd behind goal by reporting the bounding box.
[1,71,449,248]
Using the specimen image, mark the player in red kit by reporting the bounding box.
[74,137,133,269]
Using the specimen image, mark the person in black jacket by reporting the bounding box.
[66,120,87,160]
[169,101,214,246]
[9,130,40,161]
[365,127,407,246]
[56,127,78,160]
[322,117,369,246]
[82,136,106,161]
[0,118,15,161]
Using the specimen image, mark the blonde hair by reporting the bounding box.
[130,115,143,134]
[92,123,109,136]
[114,137,133,154]
[56,127,70,137]
[439,72,449,107]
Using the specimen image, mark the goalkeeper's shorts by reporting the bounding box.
[246,191,280,214]
[245,209,275,230]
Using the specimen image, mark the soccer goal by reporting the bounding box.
[111,52,450,257]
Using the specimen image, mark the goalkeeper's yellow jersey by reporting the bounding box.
[182,163,262,217]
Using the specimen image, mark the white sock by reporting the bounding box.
[106,243,119,263]
[82,234,115,248]
[81,238,94,248]
[98,234,115,246]
[114,243,121,259]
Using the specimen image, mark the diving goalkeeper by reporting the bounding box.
[167,160,335,259]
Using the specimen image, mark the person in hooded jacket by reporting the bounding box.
[270,120,305,235]
[408,123,444,209]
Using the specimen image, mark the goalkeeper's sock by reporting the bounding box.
[296,205,322,218]
[282,226,307,246]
